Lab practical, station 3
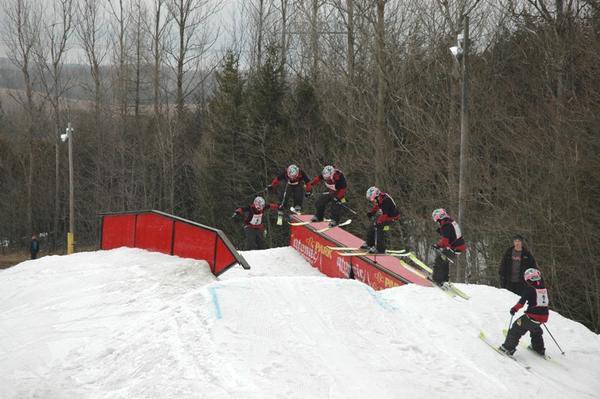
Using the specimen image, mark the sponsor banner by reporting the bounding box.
[290,224,406,290]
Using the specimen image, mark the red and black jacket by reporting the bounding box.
[368,193,400,225]
[305,169,347,200]
[512,279,550,323]
[235,203,279,229]
[436,218,466,252]
[271,169,310,187]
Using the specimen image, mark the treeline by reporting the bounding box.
[0,0,599,332]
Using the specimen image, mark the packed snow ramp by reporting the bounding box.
[0,247,599,398]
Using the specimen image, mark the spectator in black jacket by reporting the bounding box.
[499,234,538,295]
[30,234,40,260]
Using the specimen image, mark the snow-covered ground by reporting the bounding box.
[0,247,599,398]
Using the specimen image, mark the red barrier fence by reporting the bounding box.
[290,214,432,290]
[100,210,250,276]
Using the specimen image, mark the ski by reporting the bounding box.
[397,260,429,279]
[385,249,409,254]
[444,282,470,300]
[289,218,330,226]
[479,331,531,370]
[385,249,410,257]
[316,219,352,233]
[338,252,369,257]
[328,246,361,251]
[406,253,433,274]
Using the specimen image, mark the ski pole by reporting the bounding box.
[433,247,455,263]
[279,181,289,209]
[337,200,357,215]
[542,324,566,355]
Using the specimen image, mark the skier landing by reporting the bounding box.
[500,268,550,356]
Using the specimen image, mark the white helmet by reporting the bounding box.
[524,268,542,283]
[287,164,300,180]
[366,186,381,202]
[253,196,266,211]
[322,165,335,179]
[431,208,448,222]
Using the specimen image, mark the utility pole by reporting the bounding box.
[64,123,75,254]
[457,15,469,229]
[457,16,469,281]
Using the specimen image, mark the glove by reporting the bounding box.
[305,182,312,192]
[305,190,312,198]
[267,185,274,193]
[235,208,244,215]
[340,197,347,203]
[510,307,517,316]
[383,225,390,232]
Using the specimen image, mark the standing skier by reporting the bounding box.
[268,164,311,213]
[305,165,347,227]
[234,196,279,250]
[500,268,549,356]
[499,234,538,295]
[431,208,466,284]
[361,187,401,253]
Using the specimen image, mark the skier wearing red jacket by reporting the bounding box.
[234,196,279,250]
[431,208,466,284]
[361,186,401,253]
[500,268,549,356]
[306,165,347,227]
[268,164,310,213]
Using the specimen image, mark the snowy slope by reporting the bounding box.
[0,247,599,399]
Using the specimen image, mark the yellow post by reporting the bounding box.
[67,232,74,255]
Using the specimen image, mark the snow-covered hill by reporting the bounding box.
[1,247,599,398]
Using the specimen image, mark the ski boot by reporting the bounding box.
[498,345,515,356]
[328,220,338,228]
[367,246,379,254]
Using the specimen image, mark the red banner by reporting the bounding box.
[289,215,432,291]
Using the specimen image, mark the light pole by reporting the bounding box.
[61,123,75,254]
[450,15,469,281]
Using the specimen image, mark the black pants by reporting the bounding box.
[502,314,545,354]
[244,227,266,250]
[432,250,458,284]
[365,222,393,252]
[30,252,38,260]
[279,184,304,209]
[314,193,342,223]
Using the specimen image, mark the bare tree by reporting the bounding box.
[2,0,42,235]
[77,0,109,210]
[35,0,74,249]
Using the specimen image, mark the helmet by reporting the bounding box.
[322,165,335,179]
[432,208,448,222]
[366,186,381,202]
[524,268,542,282]
[287,164,300,180]
[253,196,266,211]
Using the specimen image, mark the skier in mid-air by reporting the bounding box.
[500,268,549,356]
[305,165,347,227]
[234,196,279,250]
[431,208,466,284]
[360,186,401,253]
[268,164,311,213]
